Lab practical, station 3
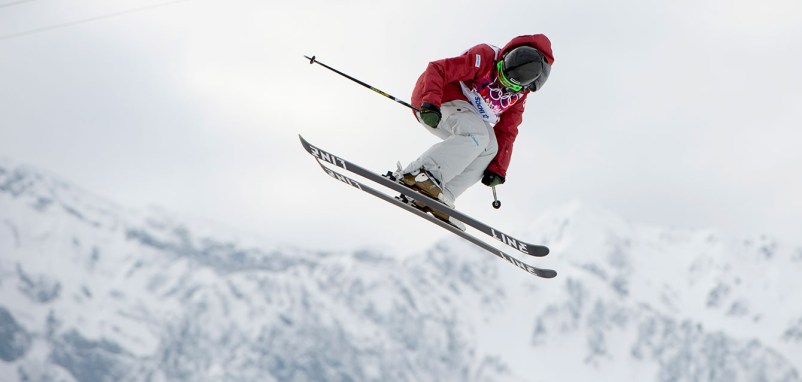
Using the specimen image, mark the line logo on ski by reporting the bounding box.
[322,166,362,190]
[491,229,529,254]
[308,144,347,171]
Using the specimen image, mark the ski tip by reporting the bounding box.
[298,135,313,154]
[527,246,550,257]
[539,269,558,279]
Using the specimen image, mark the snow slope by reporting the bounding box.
[0,158,800,381]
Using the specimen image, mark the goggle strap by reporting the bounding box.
[497,61,523,92]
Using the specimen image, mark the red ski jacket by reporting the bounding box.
[411,34,554,178]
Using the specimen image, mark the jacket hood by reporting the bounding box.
[500,34,554,64]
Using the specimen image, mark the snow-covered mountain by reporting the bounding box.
[1,157,800,382]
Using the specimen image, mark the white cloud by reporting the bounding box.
[1,0,800,251]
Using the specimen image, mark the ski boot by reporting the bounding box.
[385,164,466,231]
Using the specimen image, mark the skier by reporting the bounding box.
[397,34,554,229]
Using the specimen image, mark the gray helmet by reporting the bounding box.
[498,46,551,92]
[501,47,544,86]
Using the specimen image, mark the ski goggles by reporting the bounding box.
[497,60,524,92]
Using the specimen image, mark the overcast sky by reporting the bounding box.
[1,0,800,253]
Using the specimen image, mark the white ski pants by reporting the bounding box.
[405,100,498,203]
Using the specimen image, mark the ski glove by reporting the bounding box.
[481,170,505,187]
[419,102,441,128]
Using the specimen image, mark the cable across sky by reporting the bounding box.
[0,0,195,41]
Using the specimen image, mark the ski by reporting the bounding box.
[299,135,550,257]
[307,155,557,279]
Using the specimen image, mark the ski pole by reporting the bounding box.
[305,55,420,113]
[491,186,501,209]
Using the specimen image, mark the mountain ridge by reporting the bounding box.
[1,157,800,381]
